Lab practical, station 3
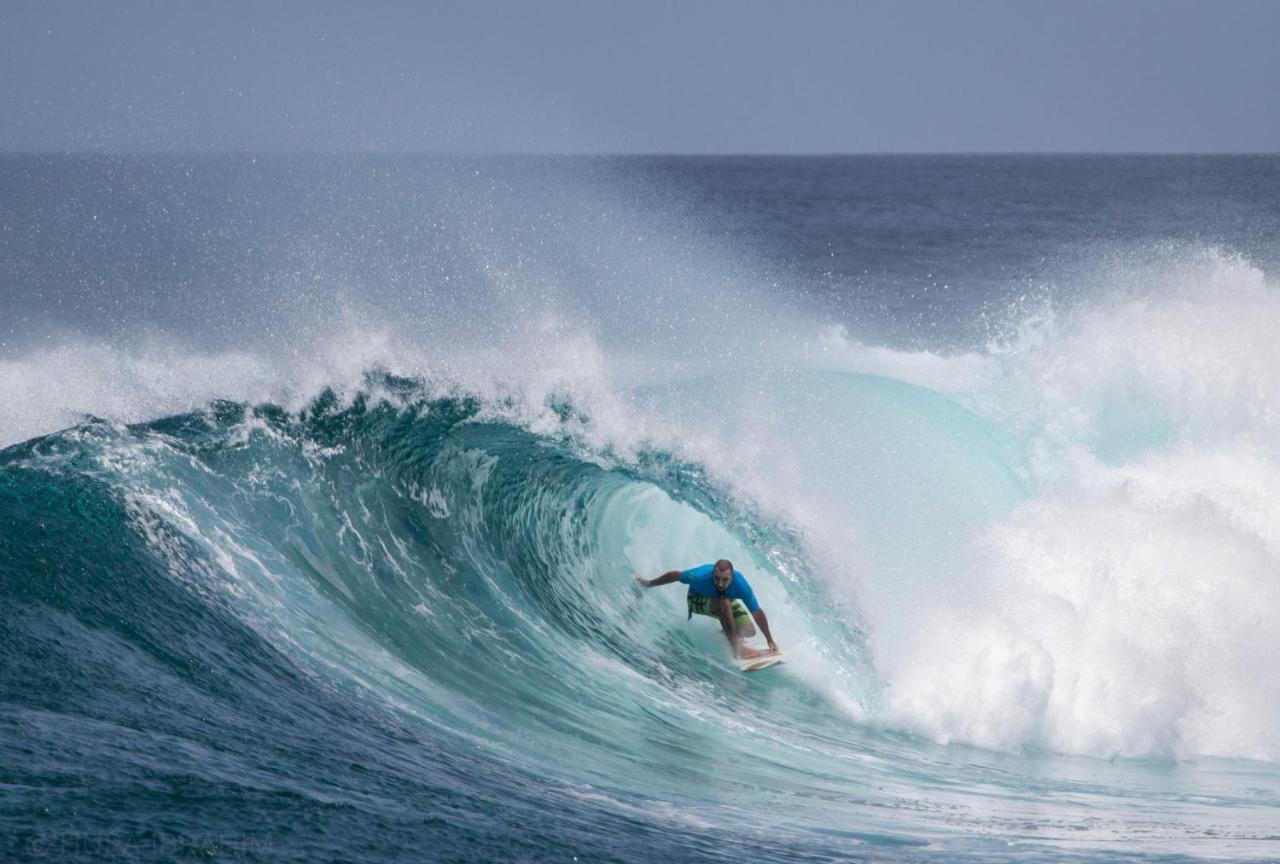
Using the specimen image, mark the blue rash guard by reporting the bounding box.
[679,564,760,613]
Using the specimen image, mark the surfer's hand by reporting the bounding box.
[634,575,649,588]
[766,640,779,655]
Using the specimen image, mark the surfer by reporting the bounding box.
[636,559,779,658]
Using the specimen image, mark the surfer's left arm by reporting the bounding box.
[737,581,778,654]
[752,608,778,654]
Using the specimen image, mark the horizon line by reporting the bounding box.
[1,148,1278,159]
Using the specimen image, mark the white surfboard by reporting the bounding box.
[735,652,784,673]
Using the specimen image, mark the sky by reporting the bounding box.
[2,0,1278,154]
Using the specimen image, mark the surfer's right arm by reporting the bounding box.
[635,570,681,588]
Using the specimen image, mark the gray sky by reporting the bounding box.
[2,0,1278,153]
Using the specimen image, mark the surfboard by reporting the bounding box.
[735,653,784,673]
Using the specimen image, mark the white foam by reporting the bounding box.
[871,249,1280,760]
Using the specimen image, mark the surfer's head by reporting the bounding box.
[712,559,734,592]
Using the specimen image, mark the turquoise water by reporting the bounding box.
[3,156,1280,861]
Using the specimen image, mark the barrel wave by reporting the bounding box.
[2,377,889,862]
[5,364,1278,862]
[5,155,1280,862]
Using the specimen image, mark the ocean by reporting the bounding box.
[2,154,1278,862]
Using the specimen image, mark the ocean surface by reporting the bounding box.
[2,154,1279,862]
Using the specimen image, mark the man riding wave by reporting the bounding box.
[636,559,779,658]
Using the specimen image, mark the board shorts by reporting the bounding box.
[687,592,752,627]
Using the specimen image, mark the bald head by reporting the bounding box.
[712,559,734,591]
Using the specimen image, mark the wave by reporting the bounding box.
[0,382,866,797]
[3,246,1280,779]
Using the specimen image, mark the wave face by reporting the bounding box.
[0,383,905,862]
[4,155,1280,862]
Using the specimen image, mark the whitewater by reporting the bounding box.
[2,155,1278,862]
